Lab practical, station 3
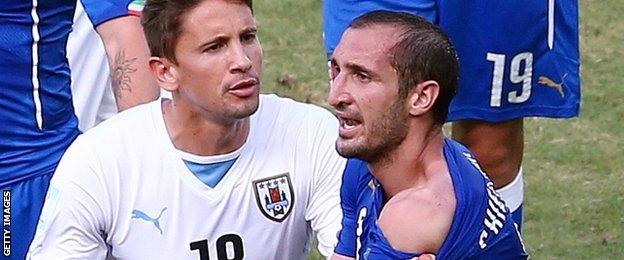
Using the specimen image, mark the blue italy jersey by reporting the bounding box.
[335,139,528,259]
[323,0,580,122]
[0,0,135,184]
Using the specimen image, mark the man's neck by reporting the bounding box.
[369,129,446,199]
[162,99,250,156]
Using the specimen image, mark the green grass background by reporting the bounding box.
[254,0,623,258]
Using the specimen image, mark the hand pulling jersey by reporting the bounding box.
[335,139,528,259]
[28,95,346,259]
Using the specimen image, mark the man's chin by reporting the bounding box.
[335,140,363,159]
[228,100,259,119]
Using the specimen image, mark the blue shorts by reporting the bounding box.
[441,0,581,122]
[323,0,581,123]
[0,173,52,259]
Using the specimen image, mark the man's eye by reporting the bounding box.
[354,72,371,82]
[204,43,225,52]
[242,33,257,43]
[330,65,340,80]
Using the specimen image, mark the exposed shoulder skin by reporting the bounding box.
[377,183,456,254]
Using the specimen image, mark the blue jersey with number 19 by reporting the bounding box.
[323,0,580,122]
[335,139,528,259]
[441,0,580,122]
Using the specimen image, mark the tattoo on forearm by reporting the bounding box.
[111,50,138,98]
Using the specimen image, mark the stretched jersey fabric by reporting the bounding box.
[28,95,346,259]
[322,0,580,122]
[335,139,528,259]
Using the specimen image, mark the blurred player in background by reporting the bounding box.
[328,11,527,259]
[29,0,345,259]
[0,0,157,258]
[68,2,118,132]
[323,0,581,229]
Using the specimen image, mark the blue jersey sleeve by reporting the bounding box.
[334,159,367,257]
[439,140,528,259]
[80,0,136,27]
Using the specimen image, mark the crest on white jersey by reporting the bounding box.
[253,173,294,222]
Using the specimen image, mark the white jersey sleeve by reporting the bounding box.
[27,137,110,259]
[301,105,346,257]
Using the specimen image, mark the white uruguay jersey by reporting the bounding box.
[28,94,346,260]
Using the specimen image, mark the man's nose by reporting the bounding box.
[328,72,351,109]
[230,44,253,73]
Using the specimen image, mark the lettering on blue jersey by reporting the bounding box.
[131,207,168,234]
[252,173,294,222]
[463,152,509,249]
[355,207,367,260]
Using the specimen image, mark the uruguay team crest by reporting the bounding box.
[253,173,294,222]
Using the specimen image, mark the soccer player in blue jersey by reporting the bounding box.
[28,0,345,258]
[0,1,157,258]
[328,11,528,259]
[323,0,581,230]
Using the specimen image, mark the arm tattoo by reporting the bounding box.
[111,50,138,99]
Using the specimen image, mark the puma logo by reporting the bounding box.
[132,207,167,234]
[538,74,567,98]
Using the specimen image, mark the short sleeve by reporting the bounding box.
[27,137,110,259]
[81,0,140,27]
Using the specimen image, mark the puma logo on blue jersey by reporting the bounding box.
[132,207,167,234]
[538,73,568,98]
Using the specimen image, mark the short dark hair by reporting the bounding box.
[142,0,253,64]
[350,10,459,126]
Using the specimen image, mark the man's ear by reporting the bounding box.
[407,80,440,117]
[148,57,179,92]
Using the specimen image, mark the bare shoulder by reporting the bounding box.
[377,185,456,254]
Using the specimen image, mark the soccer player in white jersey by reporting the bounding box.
[28,0,346,259]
